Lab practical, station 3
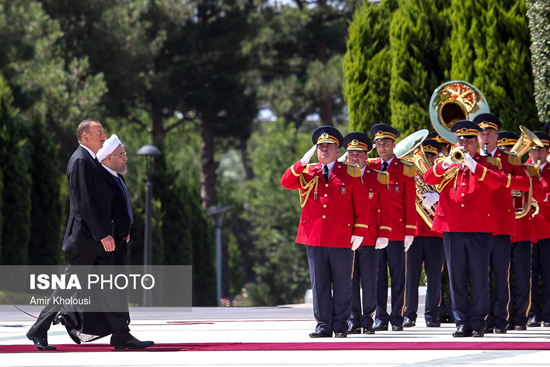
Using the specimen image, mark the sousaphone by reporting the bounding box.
[429,81,491,145]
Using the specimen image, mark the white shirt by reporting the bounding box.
[80,144,97,159]
[102,164,119,177]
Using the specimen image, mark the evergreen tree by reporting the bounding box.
[389,0,451,136]
[450,0,537,131]
[0,77,31,265]
[27,119,62,265]
[526,0,550,122]
[343,0,398,133]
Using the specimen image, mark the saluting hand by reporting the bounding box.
[101,235,116,252]
[300,145,317,167]
[351,235,363,251]
[337,151,348,163]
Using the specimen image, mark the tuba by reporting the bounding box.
[395,129,438,228]
[510,126,544,219]
[429,81,491,146]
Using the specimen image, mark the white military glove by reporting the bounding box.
[442,155,453,170]
[463,153,477,172]
[375,237,389,249]
[351,235,363,251]
[404,236,414,252]
[421,192,440,208]
[300,144,317,167]
[337,151,348,163]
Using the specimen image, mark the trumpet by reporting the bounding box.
[449,147,465,164]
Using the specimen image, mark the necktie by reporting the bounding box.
[94,157,101,166]
[115,176,133,223]
[323,165,329,183]
[381,162,388,172]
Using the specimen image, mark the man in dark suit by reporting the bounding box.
[27,120,152,350]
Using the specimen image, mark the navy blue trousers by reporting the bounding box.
[306,245,354,333]
[530,238,550,323]
[376,240,406,327]
[443,232,491,332]
[350,246,379,328]
[486,235,512,329]
[404,236,445,324]
[508,241,532,328]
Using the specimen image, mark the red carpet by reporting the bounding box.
[2,341,550,353]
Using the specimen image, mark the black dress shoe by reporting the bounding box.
[452,326,472,337]
[507,324,515,330]
[528,317,541,327]
[392,325,403,331]
[309,330,332,338]
[426,320,441,327]
[514,325,527,331]
[363,326,375,335]
[472,330,484,337]
[485,327,494,334]
[403,318,416,327]
[373,321,388,331]
[543,322,550,327]
[494,328,507,334]
[26,332,57,351]
[334,331,347,338]
[112,336,154,350]
[347,322,361,334]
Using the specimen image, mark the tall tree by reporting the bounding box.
[27,119,63,265]
[343,0,398,133]
[0,76,31,265]
[389,0,451,136]
[450,0,537,131]
[249,0,361,127]
[526,0,550,123]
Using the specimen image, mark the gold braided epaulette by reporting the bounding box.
[372,169,389,185]
[501,150,521,166]
[399,159,416,178]
[434,157,446,165]
[486,157,502,170]
[524,164,540,177]
[343,162,362,178]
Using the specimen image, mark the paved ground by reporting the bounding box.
[1,289,550,367]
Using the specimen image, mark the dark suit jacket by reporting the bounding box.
[107,173,132,242]
[62,146,114,255]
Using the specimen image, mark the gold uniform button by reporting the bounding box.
[325,184,329,187]
[461,193,465,197]
[399,219,403,222]
[367,170,370,173]
[462,183,466,186]
[348,224,350,227]
[324,194,328,197]
[322,215,326,219]
[461,204,465,208]
[338,165,341,168]
[323,204,327,208]
[488,214,490,216]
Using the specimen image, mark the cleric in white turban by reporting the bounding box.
[96,134,122,162]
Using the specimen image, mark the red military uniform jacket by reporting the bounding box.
[361,164,392,246]
[369,156,416,241]
[479,148,530,236]
[512,164,538,244]
[424,153,504,233]
[281,160,369,248]
[532,162,550,240]
[415,210,443,238]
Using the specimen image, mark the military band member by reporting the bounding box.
[403,139,445,328]
[498,131,537,331]
[427,130,451,157]
[369,123,416,331]
[529,132,550,328]
[344,132,392,335]
[473,114,530,334]
[424,120,506,337]
[281,126,369,338]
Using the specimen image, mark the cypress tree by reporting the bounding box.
[526,0,550,122]
[450,0,537,131]
[343,0,398,133]
[27,120,63,265]
[389,0,451,136]
[0,77,31,265]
